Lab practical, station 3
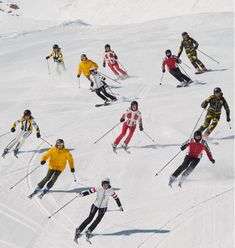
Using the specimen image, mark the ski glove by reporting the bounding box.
[139,125,143,131]
[11,127,16,133]
[103,62,106,67]
[226,116,231,122]
[36,132,41,138]
[120,118,125,122]
[181,145,186,151]
[119,206,124,212]
[162,68,166,73]
[210,159,215,164]
[77,74,80,78]
[90,82,94,87]
[46,56,50,60]
[41,160,46,165]
[71,168,75,173]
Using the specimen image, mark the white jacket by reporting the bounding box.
[81,186,121,209]
[90,72,105,89]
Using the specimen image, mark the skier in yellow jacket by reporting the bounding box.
[77,54,98,85]
[2,109,41,158]
[29,139,75,198]
[46,44,66,74]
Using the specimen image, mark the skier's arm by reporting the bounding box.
[58,52,63,62]
[92,61,99,70]
[180,139,190,150]
[111,192,122,207]
[192,38,199,50]
[138,113,143,131]
[32,119,40,135]
[201,95,213,109]
[77,63,82,77]
[47,51,54,59]
[222,98,230,121]
[177,41,184,57]
[203,141,214,161]
[11,119,20,129]
[120,110,128,122]
[66,151,75,171]
[80,187,96,197]
[41,149,52,162]
[162,59,166,72]
[113,51,118,60]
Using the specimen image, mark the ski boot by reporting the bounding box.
[122,143,128,150]
[38,187,49,199]
[178,175,186,187]
[85,230,92,243]
[168,175,176,187]
[2,148,9,158]
[104,100,110,105]
[74,228,82,243]
[14,148,19,157]
[28,186,40,199]
[203,130,210,140]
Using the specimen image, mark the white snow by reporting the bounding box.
[0,1,234,248]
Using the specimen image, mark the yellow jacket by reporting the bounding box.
[12,116,40,133]
[77,60,98,77]
[49,49,64,62]
[41,147,74,172]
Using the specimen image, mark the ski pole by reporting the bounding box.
[179,64,190,78]
[189,108,206,138]
[182,62,192,70]
[159,73,164,85]
[228,122,232,130]
[0,131,10,139]
[143,131,155,143]
[107,209,122,212]
[47,60,51,75]
[48,194,81,219]
[78,78,80,88]
[10,165,41,190]
[198,49,220,64]
[94,122,121,144]
[72,173,77,182]
[117,60,128,73]
[99,72,121,85]
[40,137,53,147]
[155,150,182,176]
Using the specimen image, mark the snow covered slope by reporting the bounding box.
[0,2,234,248]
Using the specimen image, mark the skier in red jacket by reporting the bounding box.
[169,131,215,187]
[112,101,143,151]
[103,44,128,79]
[162,49,192,87]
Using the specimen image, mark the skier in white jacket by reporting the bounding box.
[74,178,123,241]
[89,68,117,104]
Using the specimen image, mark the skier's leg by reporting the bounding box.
[124,125,136,145]
[101,87,116,101]
[114,123,128,145]
[169,69,184,82]
[179,158,200,184]
[95,88,108,101]
[60,61,66,71]
[46,170,62,189]
[187,52,200,70]
[108,63,119,76]
[113,63,127,76]
[15,131,32,150]
[78,204,98,232]
[87,207,107,233]
[38,170,55,189]
[5,131,24,151]
[193,51,206,70]
[172,155,192,178]
[197,112,213,133]
[205,114,220,136]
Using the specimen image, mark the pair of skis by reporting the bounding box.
[112,144,130,154]
[2,150,19,159]
[74,230,92,245]
[28,190,47,199]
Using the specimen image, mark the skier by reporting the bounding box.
[177,32,207,73]
[89,68,117,104]
[103,44,128,79]
[77,54,98,84]
[162,49,193,87]
[2,110,41,158]
[29,139,75,198]
[46,44,66,74]
[168,131,215,187]
[112,101,143,151]
[197,87,230,138]
[74,178,123,242]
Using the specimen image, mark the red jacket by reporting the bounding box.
[181,138,213,160]
[121,108,142,127]
[162,56,180,71]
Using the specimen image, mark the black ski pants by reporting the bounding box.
[96,86,116,101]
[169,68,191,83]
[38,169,61,189]
[78,204,107,233]
[172,155,200,178]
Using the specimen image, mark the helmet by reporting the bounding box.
[55,139,64,148]
[24,109,31,116]
[90,67,97,73]
[214,87,222,94]
[182,32,188,37]
[105,44,111,50]
[101,177,110,186]
[165,49,172,57]
[53,44,59,49]
[194,131,202,141]
[131,101,138,110]
[81,54,87,60]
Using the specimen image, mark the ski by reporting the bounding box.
[28,191,38,199]
[86,237,92,245]
[74,228,82,244]
[95,102,111,107]
[121,145,131,154]
[195,69,211,75]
